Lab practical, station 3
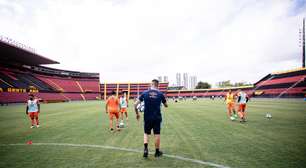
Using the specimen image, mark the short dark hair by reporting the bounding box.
[152,79,159,85]
[111,90,116,95]
[29,94,34,97]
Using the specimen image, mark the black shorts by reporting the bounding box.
[144,119,161,135]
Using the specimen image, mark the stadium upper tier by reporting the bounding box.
[0,65,100,92]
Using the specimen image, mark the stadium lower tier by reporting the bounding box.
[0,92,100,103]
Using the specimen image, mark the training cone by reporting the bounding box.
[26,140,33,145]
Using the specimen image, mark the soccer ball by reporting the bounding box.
[136,102,145,112]
[266,113,272,119]
[119,122,125,128]
[230,116,236,121]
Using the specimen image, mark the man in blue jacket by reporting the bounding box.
[134,79,168,158]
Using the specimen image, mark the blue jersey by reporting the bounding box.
[139,89,166,121]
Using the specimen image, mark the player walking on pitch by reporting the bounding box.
[237,90,249,122]
[134,79,168,158]
[119,91,129,127]
[106,91,120,131]
[225,90,235,120]
[26,94,40,128]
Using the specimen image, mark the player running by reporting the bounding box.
[26,94,40,128]
[237,90,249,122]
[225,90,235,120]
[134,79,168,158]
[119,91,129,127]
[105,91,120,131]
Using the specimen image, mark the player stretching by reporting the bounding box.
[119,91,129,127]
[237,90,249,122]
[26,94,40,128]
[225,90,235,120]
[106,91,120,131]
[134,79,168,158]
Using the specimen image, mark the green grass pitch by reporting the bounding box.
[0,99,305,168]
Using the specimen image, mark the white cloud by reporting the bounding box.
[0,0,305,85]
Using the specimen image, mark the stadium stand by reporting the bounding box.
[101,82,169,100]
[166,86,254,98]
[0,38,100,104]
[0,66,54,91]
[77,79,100,93]
[0,92,28,103]
[167,68,306,98]
[253,68,306,98]
[35,75,100,93]
[1,37,305,104]
[36,74,82,92]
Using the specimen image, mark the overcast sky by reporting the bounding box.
[0,0,305,86]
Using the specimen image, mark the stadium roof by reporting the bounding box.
[271,67,306,75]
[0,40,59,65]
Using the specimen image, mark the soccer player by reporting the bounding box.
[237,90,249,122]
[26,94,40,128]
[225,90,235,119]
[134,79,168,158]
[119,91,129,127]
[232,90,239,118]
[105,91,120,131]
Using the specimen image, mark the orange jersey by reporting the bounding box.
[106,96,119,113]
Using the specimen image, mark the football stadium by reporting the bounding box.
[1,1,306,168]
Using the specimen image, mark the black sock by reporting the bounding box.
[156,148,159,153]
[144,143,148,150]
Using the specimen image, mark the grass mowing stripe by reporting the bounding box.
[0,143,230,168]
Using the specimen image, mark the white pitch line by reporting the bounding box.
[0,143,230,168]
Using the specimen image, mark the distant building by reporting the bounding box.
[163,76,168,83]
[176,73,181,86]
[189,76,197,89]
[157,76,162,82]
[183,73,188,89]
